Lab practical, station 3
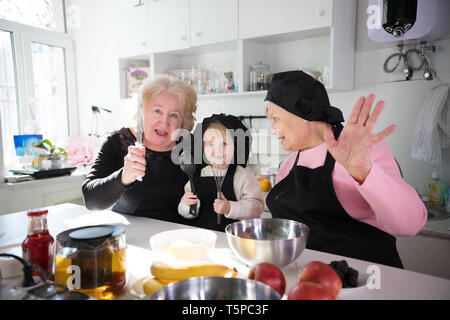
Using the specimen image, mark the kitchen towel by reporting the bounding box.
[411,84,450,166]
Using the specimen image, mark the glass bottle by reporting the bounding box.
[427,171,448,207]
[22,208,55,276]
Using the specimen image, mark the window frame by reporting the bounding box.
[0,14,79,181]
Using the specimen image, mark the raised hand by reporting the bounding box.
[323,94,397,184]
[121,145,146,186]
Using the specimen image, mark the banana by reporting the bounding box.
[150,261,238,281]
[142,277,171,296]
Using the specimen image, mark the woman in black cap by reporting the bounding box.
[178,114,264,232]
[265,71,427,268]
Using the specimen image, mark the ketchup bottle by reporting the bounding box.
[22,208,55,276]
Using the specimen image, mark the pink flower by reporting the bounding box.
[64,136,95,167]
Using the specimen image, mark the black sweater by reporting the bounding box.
[82,128,189,224]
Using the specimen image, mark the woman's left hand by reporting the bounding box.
[214,193,230,215]
[323,94,397,184]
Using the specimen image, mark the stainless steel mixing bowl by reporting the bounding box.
[147,276,281,300]
[225,218,309,267]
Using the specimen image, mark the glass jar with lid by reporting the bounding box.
[54,224,126,300]
[249,61,272,91]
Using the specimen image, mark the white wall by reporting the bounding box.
[68,0,450,192]
[67,0,140,140]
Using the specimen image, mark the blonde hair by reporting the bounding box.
[204,121,228,139]
[138,74,198,131]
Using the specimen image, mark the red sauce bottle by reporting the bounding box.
[22,208,55,276]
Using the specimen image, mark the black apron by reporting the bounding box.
[266,127,403,268]
[189,165,239,232]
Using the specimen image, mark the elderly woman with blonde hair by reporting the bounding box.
[82,75,198,223]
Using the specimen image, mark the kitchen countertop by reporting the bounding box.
[419,217,450,239]
[1,203,449,300]
[419,203,450,239]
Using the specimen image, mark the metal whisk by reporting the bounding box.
[211,166,226,225]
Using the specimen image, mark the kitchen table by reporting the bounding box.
[1,203,449,300]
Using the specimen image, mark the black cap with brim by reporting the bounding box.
[264,70,344,125]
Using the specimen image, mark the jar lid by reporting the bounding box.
[27,208,49,216]
[56,224,125,249]
[69,226,113,240]
[250,61,270,70]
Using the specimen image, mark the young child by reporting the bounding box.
[178,114,264,232]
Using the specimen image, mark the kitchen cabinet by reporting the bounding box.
[240,0,356,92]
[0,174,85,215]
[114,4,150,59]
[123,0,356,98]
[148,0,190,53]
[148,0,237,53]
[239,0,333,40]
[396,232,450,280]
[190,0,238,47]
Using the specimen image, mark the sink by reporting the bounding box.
[425,203,449,221]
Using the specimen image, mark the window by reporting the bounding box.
[0,1,77,172]
[30,42,69,145]
[0,0,65,32]
[0,30,19,171]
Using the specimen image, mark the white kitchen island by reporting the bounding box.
[1,203,449,300]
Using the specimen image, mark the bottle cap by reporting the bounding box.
[26,208,49,217]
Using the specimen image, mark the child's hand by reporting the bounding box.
[183,191,198,206]
[213,192,230,215]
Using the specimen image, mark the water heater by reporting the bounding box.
[367,0,449,43]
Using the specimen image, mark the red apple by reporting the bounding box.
[248,262,286,297]
[287,281,335,300]
[298,261,342,299]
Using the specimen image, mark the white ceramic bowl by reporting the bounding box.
[149,228,217,261]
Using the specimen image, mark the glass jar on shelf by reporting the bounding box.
[249,61,272,91]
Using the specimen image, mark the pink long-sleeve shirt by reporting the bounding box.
[276,140,427,236]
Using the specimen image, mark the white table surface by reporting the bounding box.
[1,203,449,300]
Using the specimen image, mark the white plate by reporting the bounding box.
[129,276,148,300]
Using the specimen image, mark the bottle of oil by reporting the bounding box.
[22,208,55,277]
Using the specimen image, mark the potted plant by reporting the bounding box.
[32,139,68,169]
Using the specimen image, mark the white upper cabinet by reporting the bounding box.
[190,0,238,47]
[239,0,333,39]
[113,4,149,58]
[148,0,190,53]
